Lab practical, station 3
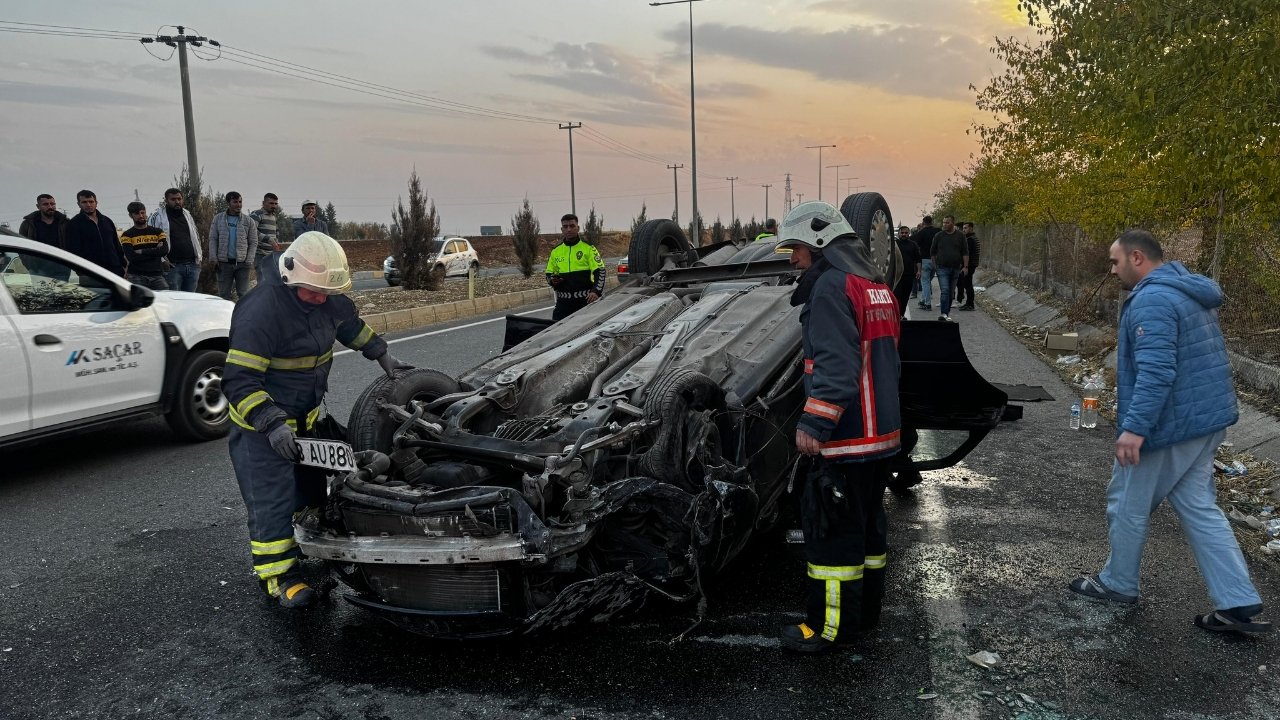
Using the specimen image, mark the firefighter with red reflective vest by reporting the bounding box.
[222,232,413,608]
[775,202,902,652]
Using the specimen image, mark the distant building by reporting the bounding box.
[479,225,503,236]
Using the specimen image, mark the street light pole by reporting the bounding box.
[667,164,684,224]
[651,0,705,242]
[725,176,738,222]
[559,122,582,215]
[761,184,772,220]
[826,164,849,203]
[805,144,836,202]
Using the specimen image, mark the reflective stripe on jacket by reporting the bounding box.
[545,238,605,299]
[798,267,902,461]
[222,268,387,433]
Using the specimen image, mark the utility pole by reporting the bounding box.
[559,122,582,215]
[783,173,792,213]
[667,164,684,224]
[796,193,805,204]
[141,26,217,191]
[650,0,705,243]
[134,189,141,202]
[805,144,836,202]
[725,176,738,223]
[761,184,772,220]
[826,164,849,203]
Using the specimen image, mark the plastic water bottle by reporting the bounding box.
[1070,402,1081,430]
[1081,375,1100,429]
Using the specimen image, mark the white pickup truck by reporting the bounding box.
[0,232,233,447]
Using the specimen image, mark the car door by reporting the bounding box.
[0,246,165,429]
[445,240,465,276]
[0,256,32,437]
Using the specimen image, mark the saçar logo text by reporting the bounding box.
[66,342,145,365]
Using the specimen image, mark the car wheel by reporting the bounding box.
[839,192,900,289]
[627,219,690,276]
[165,348,230,441]
[386,277,400,287]
[639,367,725,490]
[469,260,479,274]
[347,368,461,452]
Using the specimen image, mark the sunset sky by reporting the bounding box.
[0,0,1029,234]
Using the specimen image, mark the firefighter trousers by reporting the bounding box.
[800,457,890,642]
[228,426,327,595]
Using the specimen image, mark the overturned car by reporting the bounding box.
[298,193,1007,638]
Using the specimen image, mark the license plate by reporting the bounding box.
[295,438,357,473]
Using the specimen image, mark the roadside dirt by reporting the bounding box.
[349,274,550,315]
[339,232,632,272]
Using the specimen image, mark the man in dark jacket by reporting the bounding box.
[18,194,68,248]
[954,222,980,310]
[546,213,605,320]
[775,202,902,653]
[930,215,968,321]
[120,202,169,290]
[1068,229,1269,635]
[893,225,921,318]
[222,231,413,608]
[62,190,125,277]
[910,216,941,311]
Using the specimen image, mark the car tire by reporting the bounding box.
[638,367,725,489]
[469,261,479,274]
[839,192,900,288]
[628,219,690,276]
[386,276,400,287]
[347,368,461,452]
[165,348,230,442]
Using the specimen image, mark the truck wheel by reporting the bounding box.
[627,219,690,276]
[839,192,900,289]
[348,368,461,453]
[165,349,230,441]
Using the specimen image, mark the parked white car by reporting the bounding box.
[0,232,233,447]
[383,236,480,286]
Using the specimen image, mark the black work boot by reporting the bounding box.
[779,623,838,653]
[264,573,317,609]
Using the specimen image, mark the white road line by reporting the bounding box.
[333,305,552,357]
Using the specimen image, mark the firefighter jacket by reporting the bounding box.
[795,248,902,462]
[545,237,605,301]
[223,264,387,433]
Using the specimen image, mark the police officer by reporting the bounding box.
[775,202,902,652]
[546,213,605,321]
[754,217,779,242]
[222,232,413,608]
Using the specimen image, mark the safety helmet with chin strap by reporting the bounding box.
[777,201,857,251]
[278,231,352,295]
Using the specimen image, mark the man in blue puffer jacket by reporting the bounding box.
[1068,229,1269,636]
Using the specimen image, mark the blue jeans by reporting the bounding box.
[919,259,935,307]
[1098,430,1261,610]
[935,266,958,315]
[166,262,201,292]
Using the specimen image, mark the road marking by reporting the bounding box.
[333,305,552,357]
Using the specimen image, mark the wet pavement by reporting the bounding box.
[2,301,1278,719]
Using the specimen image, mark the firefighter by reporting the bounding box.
[775,202,902,652]
[222,231,413,608]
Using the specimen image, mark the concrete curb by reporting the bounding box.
[360,277,621,334]
[979,270,1280,464]
[352,270,384,280]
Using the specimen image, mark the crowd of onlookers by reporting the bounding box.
[15,190,331,301]
[891,215,981,321]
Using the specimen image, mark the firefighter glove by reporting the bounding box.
[267,424,301,462]
[377,352,414,377]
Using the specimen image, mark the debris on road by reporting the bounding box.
[967,650,1003,668]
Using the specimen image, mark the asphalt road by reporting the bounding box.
[2,299,1279,720]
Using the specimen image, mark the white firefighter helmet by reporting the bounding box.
[777,201,857,250]
[278,231,352,294]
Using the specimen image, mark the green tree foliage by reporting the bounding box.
[710,216,726,245]
[323,202,340,237]
[584,205,604,247]
[686,214,703,247]
[630,202,648,237]
[511,198,541,278]
[729,218,744,242]
[743,216,763,241]
[970,0,1280,267]
[391,170,441,290]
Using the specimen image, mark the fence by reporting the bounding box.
[980,223,1280,398]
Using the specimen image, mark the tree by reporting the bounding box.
[711,216,726,245]
[584,205,604,247]
[743,216,763,241]
[686,214,704,247]
[511,197,540,278]
[323,202,340,237]
[391,170,441,290]
[631,202,648,238]
[730,218,744,242]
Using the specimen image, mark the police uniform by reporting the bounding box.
[221,257,388,599]
[545,237,605,321]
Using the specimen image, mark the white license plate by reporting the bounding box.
[295,438,358,473]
